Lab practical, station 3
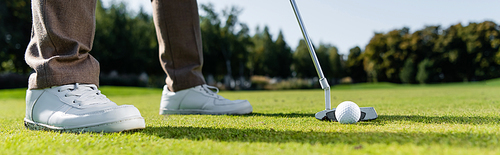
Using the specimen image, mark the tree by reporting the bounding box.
[0,0,31,74]
[272,31,293,78]
[328,45,344,81]
[399,26,440,84]
[459,21,500,80]
[346,46,367,83]
[399,58,417,84]
[433,23,469,82]
[231,23,253,81]
[200,4,252,89]
[93,0,160,75]
[363,33,386,82]
[315,43,332,78]
[249,26,275,76]
[416,58,439,84]
[200,3,225,80]
[292,40,316,78]
[379,28,409,83]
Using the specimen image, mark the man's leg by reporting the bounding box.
[24,0,144,132]
[152,0,252,115]
[25,0,99,89]
[151,0,205,92]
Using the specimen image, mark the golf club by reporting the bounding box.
[289,0,378,121]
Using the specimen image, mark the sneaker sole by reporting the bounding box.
[24,117,146,133]
[160,105,253,115]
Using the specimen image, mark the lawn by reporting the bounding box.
[1,81,499,154]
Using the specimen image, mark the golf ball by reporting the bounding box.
[335,101,361,124]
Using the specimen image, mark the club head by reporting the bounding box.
[315,107,378,122]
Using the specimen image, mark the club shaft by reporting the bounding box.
[289,0,331,110]
[289,0,325,80]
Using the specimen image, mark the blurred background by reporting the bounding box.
[1,0,500,90]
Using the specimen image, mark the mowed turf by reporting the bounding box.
[1,81,499,154]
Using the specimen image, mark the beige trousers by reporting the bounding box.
[25,0,206,92]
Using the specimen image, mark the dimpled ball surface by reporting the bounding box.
[335,101,361,124]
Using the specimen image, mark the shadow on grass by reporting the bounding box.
[378,115,499,125]
[242,113,499,125]
[142,126,496,147]
[243,112,314,118]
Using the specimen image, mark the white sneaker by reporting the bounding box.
[24,83,145,133]
[159,84,253,115]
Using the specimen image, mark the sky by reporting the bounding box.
[101,0,500,54]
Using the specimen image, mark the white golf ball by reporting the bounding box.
[335,101,361,124]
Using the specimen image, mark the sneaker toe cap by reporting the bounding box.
[48,105,143,129]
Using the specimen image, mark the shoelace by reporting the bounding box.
[58,83,110,106]
[201,84,222,98]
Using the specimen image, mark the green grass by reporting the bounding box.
[1,83,499,154]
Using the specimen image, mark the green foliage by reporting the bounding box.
[269,31,293,78]
[416,59,439,84]
[248,27,293,78]
[346,46,367,83]
[328,45,344,79]
[364,28,410,83]
[395,26,439,84]
[292,40,316,78]
[200,4,253,89]
[434,24,472,82]
[314,44,332,78]
[0,0,31,74]
[200,4,225,79]
[93,1,161,76]
[459,21,500,79]
[291,40,342,79]
[363,33,384,82]
[1,0,500,87]
[399,58,417,84]
[365,22,500,84]
[249,26,275,76]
